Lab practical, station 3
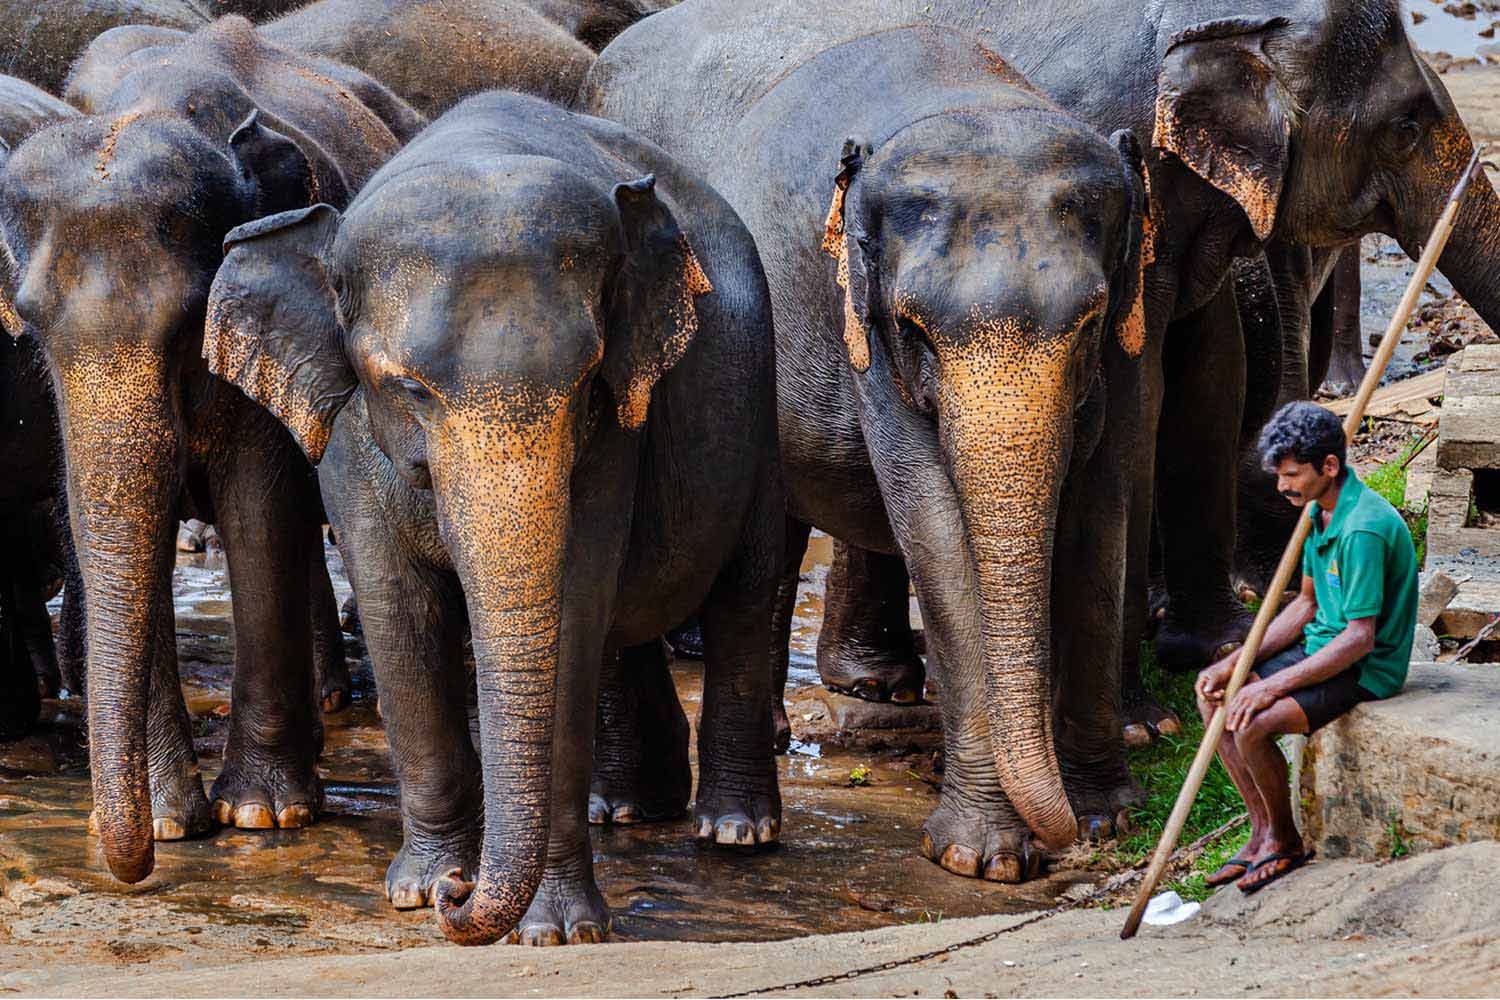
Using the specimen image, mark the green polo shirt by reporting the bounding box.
[1300,470,1419,698]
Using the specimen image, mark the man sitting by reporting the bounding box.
[1197,400,1419,893]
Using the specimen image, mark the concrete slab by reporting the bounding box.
[1300,662,1500,860]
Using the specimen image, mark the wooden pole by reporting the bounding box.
[1120,149,1486,940]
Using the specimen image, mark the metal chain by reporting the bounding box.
[715,812,1248,997]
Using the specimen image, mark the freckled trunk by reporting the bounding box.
[1429,167,1500,337]
[55,349,179,883]
[430,403,572,946]
[941,352,1078,850]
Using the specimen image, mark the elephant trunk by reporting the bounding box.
[1432,163,1500,335]
[429,396,573,946]
[55,344,180,883]
[939,341,1079,851]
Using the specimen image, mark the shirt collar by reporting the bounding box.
[1309,469,1364,547]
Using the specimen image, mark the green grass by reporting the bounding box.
[1363,432,1431,567]
[1104,643,1250,902]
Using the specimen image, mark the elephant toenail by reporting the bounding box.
[612,804,641,825]
[983,853,1023,883]
[1115,809,1134,835]
[587,795,610,825]
[850,679,885,702]
[233,803,275,829]
[87,810,99,836]
[715,818,753,845]
[757,816,780,843]
[891,686,920,705]
[389,884,425,910]
[694,816,714,840]
[212,800,234,826]
[321,690,347,714]
[1122,724,1152,748]
[568,921,608,945]
[940,844,981,877]
[1084,817,1114,843]
[276,804,313,828]
[1156,715,1182,737]
[1026,848,1044,880]
[920,832,937,860]
[501,930,520,945]
[520,925,565,947]
[152,817,186,841]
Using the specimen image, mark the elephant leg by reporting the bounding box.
[1054,430,1144,839]
[0,553,40,741]
[509,605,613,947]
[1317,246,1366,395]
[9,525,60,699]
[589,640,691,826]
[769,516,812,754]
[1154,284,1255,672]
[692,506,783,848]
[143,589,213,841]
[208,423,323,830]
[309,548,351,714]
[815,541,924,704]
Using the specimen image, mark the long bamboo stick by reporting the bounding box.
[1120,149,1487,940]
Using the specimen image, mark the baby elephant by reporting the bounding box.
[204,91,784,946]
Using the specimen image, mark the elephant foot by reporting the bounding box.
[817,642,925,705]
[919,799,1043,883]
[693,770,781,847]
[1063,769,1144,843]
[503,872,612,946]
[318,655,352,715]
[589,757,690,826]
[150,762,214,841]
[1121,697,1184,748]
[210,753,323,830]
[1154,604,1255,674]
[386,832,478,910]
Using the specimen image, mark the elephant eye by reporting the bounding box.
[1387,118,1425,158]
[390,375,435,404]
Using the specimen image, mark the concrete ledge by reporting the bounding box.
[1301,663,1500,859]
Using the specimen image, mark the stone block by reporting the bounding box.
[787,686,942,751]
[1300,663,1500,860]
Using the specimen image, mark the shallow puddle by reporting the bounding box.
[3,534,1087,977]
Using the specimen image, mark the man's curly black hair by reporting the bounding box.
[1257,400,1346,477]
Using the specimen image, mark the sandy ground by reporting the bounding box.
[10,842,1500,997]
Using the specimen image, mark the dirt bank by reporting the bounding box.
[11,842,1499,997]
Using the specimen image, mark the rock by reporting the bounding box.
[787,686,943,751]
[1300,663,1500,860]
[1412,623,1441,661]
[1417,570,1460,627]
[5,878,79,906]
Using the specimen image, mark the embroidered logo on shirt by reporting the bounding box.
[1328,558,1341,588]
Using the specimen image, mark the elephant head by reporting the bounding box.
[1153,2,1500,325]
[0,104,346,885]
[202,159,713,945]
[824,112,1147,850]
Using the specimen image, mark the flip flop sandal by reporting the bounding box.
[1204,855,1254,887]
[1238,849,1315,894]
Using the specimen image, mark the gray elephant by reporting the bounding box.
[0,1,207,92]
[67,0,627,118]
[0,16,419,883]
[584,22,1151,876]
[204,90,785,946]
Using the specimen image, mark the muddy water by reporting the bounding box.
[1408,1,1500,59]
[0,535,1086,978]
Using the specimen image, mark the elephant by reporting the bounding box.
[592,0,1500,735]
[525,0,664,51]
[67,1,611,119]
[0,1,208,92]
[0,15,420,883]
[585,21,1152,878]
[203,89,785,946]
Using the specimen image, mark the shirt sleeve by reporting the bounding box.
[1339,530,1387,621]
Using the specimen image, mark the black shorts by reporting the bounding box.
[1254,644,1376,733]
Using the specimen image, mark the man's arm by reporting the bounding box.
[1196,572,1318,703]
[1223,616,1375,731]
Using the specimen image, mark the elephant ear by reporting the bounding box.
[204,203,356,463]
[0,136,19,340]
[603,174,714,430]
[821,137,877,373]
[1153,16,1293,242]
[1107,129,1149,358]
[228,109,351,216]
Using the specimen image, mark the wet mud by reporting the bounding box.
[0,535,1087,976]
